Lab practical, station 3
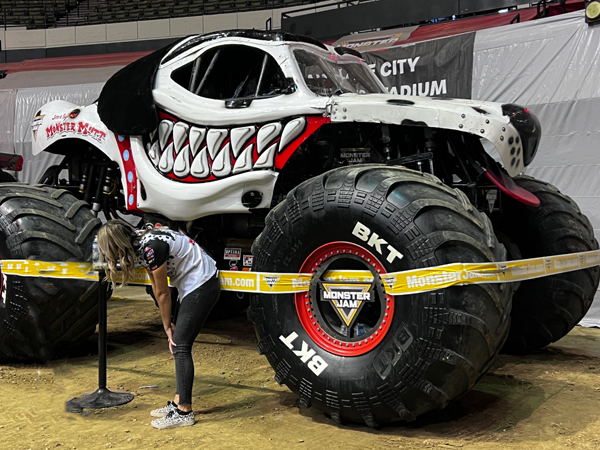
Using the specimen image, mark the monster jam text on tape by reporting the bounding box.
[1,249,598,295]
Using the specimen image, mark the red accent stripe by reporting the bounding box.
[115,133,144,215]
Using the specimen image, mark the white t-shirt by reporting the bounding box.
[137,229,217,301]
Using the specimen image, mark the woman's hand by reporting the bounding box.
[165,323,177,354]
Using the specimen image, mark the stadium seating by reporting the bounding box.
[0,0,328,29]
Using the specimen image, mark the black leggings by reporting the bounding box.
[172,275,221,405]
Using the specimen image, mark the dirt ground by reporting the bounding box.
[3,288,600,450]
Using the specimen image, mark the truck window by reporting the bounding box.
[171,45,287,100]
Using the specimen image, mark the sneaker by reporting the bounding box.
[150,401,177,418]
[151,409,195,430]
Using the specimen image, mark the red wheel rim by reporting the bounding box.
[295,241,394,357]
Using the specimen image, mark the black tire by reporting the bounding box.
[494,176,600,354]
[248,165,511,426]
[0,184,101,362]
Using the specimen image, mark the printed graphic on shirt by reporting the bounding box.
[141,241,169,271]
[137,228,217,300]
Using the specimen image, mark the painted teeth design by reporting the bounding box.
[159,142,175,172]
[254,143,277,169]
[190,147,209,178]
[230,126,255,158]
[257,122,281,154]
[233,143,254,175]
[212,142,232,177]
[173,122,189,155]
[148,141,160,165]
[206,129,228,160]
[280,118,306,152]
[158,120,173,151]
[148,117,307,181]
[174,144,191,178]
[189,127,206,157]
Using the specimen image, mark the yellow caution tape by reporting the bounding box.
[0,260,99,281]
[0,249,598,296]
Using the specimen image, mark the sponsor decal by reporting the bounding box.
[352,222,404,263]
[220,272,256,290]
[332,27,418,51]
[45,121,107,143]
[279,331,328,376]
[340,148,370,165]
[263,276,280,290]
[229,260,239,271]
[224,248,242,261]
[69,108,80,119]
[499,264,508,277]
[31,115,44,142]
[586,253,600,265]
[51,113,69,121]
[145,247,154,257]
[382,276,396,292]
[486,189,498,213]
[321,283,373,327]
[243,255,254,267]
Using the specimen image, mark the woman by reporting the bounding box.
[97,219,221,430]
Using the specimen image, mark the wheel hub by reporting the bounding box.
[295,241,394,356]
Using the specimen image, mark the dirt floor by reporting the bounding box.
[3,288,600,450]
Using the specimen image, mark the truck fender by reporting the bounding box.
[31,100,136,211]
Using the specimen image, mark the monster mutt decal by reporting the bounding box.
[145,111,328,182]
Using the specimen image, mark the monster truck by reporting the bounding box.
[0,30,597,425]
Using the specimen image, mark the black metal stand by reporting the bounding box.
[66,269,134,412]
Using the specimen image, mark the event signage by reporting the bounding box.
[362,32,475,99]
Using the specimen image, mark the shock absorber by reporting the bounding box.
[91,166,107,216]
[82,164,96,204]
[381,125,392,161]
[79,163,88,193]
[102,166,115,196]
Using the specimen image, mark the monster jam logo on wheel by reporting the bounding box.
[321,283,373,327]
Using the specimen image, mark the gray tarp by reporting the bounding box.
[0,89,16,156]
[472,10,600,326]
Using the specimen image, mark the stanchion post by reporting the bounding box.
[66,268,134,412]
[98,268,107,390]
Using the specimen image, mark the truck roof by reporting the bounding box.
[162,29,328,64]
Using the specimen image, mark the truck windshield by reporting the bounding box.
[293,48,385,96]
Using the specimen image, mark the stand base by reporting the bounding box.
[66,388,134,412]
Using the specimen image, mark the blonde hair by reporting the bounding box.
[97,219,139,287]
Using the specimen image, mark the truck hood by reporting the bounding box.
[328,94,534,178]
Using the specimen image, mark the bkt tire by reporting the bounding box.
[249,166,511,426]
[0,184,101,362]
[494,176,600,354]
